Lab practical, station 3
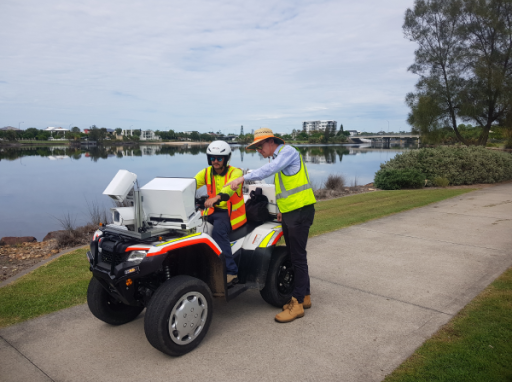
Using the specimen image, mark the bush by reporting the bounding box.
[324,174,345,190]
[376,147,512,185]
[433,176,450,187]
[374,169,425,190]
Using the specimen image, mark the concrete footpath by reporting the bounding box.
[1,183,511,382]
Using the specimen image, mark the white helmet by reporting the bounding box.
[206,140,232,166]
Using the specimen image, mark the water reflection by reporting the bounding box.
[0,142,413,163]
[0,143,410,240]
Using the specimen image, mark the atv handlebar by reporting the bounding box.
[195,196,220,210]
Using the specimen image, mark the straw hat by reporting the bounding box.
[246,128,285,150]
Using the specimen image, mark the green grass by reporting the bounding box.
[0,248,90,327]
[310,188,473,237]
[384,267,512,382]
[0,188,472,329]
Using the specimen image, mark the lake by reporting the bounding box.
[0,143,409,240]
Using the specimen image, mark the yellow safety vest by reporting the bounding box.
[274,146,316,213]
[204,166,247,230]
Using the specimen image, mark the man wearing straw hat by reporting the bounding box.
[227,127,316,323]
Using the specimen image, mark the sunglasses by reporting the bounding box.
[254,140,268,151]
[209,156,224,162]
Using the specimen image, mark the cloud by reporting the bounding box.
[0,0,417,132]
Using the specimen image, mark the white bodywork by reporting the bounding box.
[103,170,137,202]
[101,171,283,254]
[140,177,197,226]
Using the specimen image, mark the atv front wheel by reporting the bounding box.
[144,275,213,356]
[87,277,144,325]
[259,246,294,307]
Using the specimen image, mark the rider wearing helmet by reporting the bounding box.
[194,140,247,285]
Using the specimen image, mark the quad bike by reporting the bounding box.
[86,170,293,356]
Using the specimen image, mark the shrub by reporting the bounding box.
[374,168,425,190]
[433,176,450,187]
[324,174,345,190]
[376,147,512,185]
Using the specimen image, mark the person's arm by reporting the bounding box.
[220,167,242,196]
[194,168,207,190]
[227,146,298,190]
[244,146,298,181]
[205,168,242,207]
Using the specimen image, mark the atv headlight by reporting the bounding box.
[126,250,147,263]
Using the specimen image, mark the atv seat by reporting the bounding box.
[229,221,264,242]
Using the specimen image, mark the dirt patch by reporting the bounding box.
[0,240,60,282]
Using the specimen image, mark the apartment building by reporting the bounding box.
[302,120,337,133]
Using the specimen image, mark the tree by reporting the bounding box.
[323,126,331,143]
[115,128,122,136]
[22,128,39,139]
[404,0,468,144]
[71,126,80,133]
[190,131,200,141]
[4,130,18,141]
[88,126,107,142]
[404,0,512,146]
[457,0,512,145]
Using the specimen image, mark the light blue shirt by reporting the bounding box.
[244,144,301,181]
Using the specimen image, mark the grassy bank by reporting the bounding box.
[384,266,512,382]
[0,248,90,328]
[0,188,472,328]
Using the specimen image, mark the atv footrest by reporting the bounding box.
[226,284,248,301]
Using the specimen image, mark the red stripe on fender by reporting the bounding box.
[147,238,221,257]
[271,232,283,246]
[125,247,151,252]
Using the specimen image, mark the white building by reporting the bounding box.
[121,129,160,140]
[345,130,361,136]
[302,120,337,133]
[45,127,70,133]
[140,130,160,141]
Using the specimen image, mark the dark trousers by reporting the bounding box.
[207,210,238,275]
[281,204,315,304]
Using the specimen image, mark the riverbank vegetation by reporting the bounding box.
[375,146,512,189]
[1,124,354,146]
[404,0,512,147]
[384,266,512,382]
[0,187,473,328]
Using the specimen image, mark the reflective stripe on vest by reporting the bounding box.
[204,166,247,230]
[274,146,316,213]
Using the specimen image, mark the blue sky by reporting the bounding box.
[1,0,417,134]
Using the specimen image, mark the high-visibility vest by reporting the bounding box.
[204,166,247,230]
[274,146,316,213]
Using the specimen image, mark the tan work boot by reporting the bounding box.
[283,295,311,310]
[226,274,238,285]
[275,297,304,323]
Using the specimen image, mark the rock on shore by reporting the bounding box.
[0,239,60,283]
[0,236,37,246]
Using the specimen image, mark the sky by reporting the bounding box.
[1,0,418,134]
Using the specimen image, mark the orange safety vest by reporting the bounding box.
[203,166,247,230]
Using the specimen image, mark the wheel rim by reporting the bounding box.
[277,258,294,295]
[168,291,208,345]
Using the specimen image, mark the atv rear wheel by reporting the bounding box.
[144,275,213,356]
[87,277,144,325]
[259,246,294,307]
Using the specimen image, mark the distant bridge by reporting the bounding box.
[354,134,419,139]
[350,134,420,144]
